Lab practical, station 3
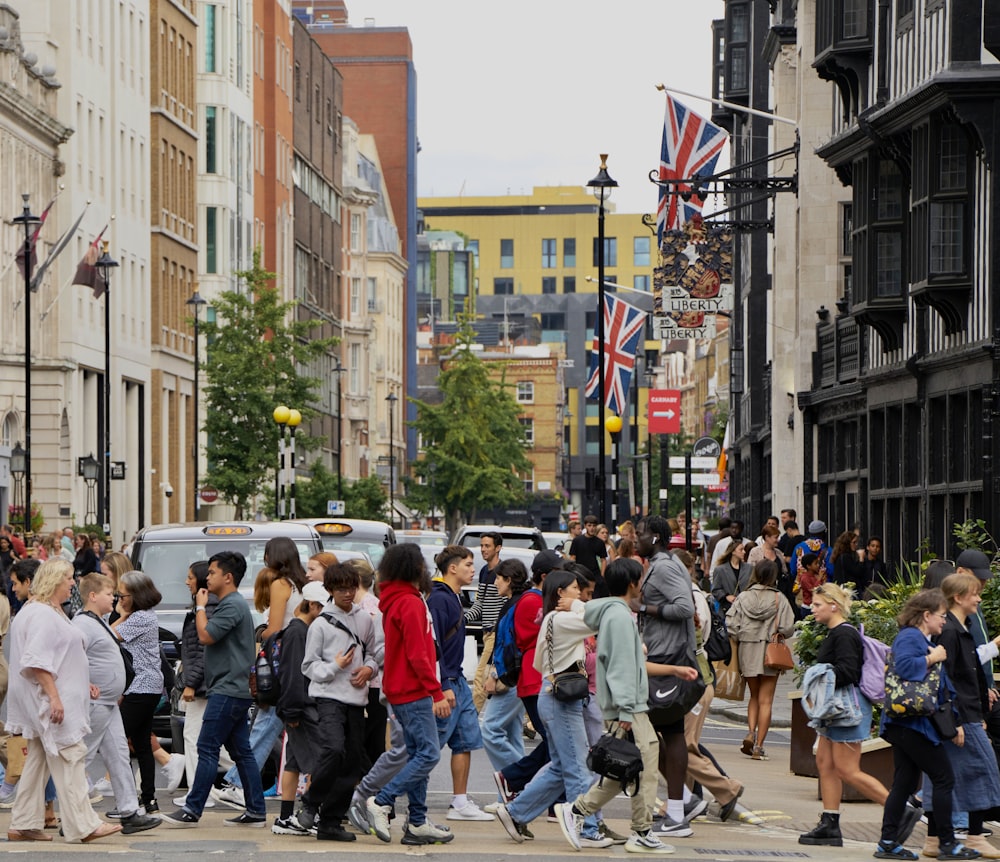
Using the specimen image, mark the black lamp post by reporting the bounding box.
[81,453,99,524]
[12,196,40,536]
[386,392,398,527]
[333,358,346,499]
[10,442,25,533]
[186,291,207,520]
[95,242,119,537]
[587,155,618,524]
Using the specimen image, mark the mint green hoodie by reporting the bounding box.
[583,597,649,723]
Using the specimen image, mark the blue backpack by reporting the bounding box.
[493,593,529,687]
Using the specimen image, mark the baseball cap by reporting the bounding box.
[531,549,563,577]
[956,549,993,581]
[301,581,331,604]
[807,519,826,535]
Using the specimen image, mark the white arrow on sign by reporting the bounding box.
[671,473,720,486]
[652,410,676,420]
[669,456,719,470]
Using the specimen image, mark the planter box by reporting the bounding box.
[788,690,893,801]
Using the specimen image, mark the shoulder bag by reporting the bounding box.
[81,610,136,691]
[587,723,643,797]
[546,614,589,702]
[884,651,941,717]
[763,593,794,671]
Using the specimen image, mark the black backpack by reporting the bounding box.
[252,629,284,706]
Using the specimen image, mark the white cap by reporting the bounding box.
[301,581,330,605]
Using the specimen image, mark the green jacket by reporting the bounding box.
[583,597,648,723]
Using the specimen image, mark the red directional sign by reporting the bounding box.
[648,389,682,434]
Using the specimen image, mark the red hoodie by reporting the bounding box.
[377,580,445,706]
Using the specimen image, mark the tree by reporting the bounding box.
[409,321,533,532]
[201,249,336,518]
[344,475,389,522]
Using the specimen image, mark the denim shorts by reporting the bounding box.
[436,676,483,753]
[817,693,873,743]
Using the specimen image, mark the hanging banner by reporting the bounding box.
[653,219,734,340]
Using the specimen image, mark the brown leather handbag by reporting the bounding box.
[763,594,794,671]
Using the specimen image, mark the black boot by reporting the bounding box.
[798,812,843,847]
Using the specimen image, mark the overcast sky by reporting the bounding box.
[343,0,726,216]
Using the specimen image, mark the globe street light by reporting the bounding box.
[94,242,119,538]
[273,405,290,519]
[186,290,207,520]
[587,155,618,524]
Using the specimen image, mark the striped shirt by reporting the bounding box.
[464,564,506,631]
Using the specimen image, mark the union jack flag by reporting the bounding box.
[656,94,727,243]
[585,293,647,414]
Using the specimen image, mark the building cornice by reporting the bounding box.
[0,80,72,145]
[151,105,198,141]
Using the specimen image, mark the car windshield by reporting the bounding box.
[324,540,388,565]
[459,533,541,550]
[133,539,317,609]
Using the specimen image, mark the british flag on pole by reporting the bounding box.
[656,93,727,243]
[585,293,647,414]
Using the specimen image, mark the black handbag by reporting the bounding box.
[705,601,732,664]
[546,615,589,702]
[647,660,706,725]
[587,727,643,797]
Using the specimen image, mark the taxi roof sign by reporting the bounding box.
[203,525,253,536]
[313,522,354,536]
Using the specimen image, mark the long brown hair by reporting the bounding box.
[252,537,308,612]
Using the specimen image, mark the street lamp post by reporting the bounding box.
[12,196,40,537]
[287,409,302,519]
[333,358,345,499]
[386,392,398,527]
[81,453,99,524]
[10,442,25,533]
[587,155,618,525]
[186,291,207,520]
[273,405,289,519]
[95,242,119,537]
[607,414,623,527]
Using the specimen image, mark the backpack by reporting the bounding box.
[493,593,527,688]
[705,598,732,664]
[252,629,284,707]
[857,623,890,703]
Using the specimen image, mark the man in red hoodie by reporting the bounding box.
[364,544,454,846]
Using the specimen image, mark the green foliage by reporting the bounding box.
[292,461,341,518]
[201,248,337,519]
[409,318,533,532]
[344,475,388,522]
[952,518,1000,639]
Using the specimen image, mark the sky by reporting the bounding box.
[342,0,727,216]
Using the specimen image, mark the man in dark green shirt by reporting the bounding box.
[161,551,266,829]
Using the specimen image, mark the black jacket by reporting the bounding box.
[937,612,989,724]
[180,592,219,696]
[276,617,314,723]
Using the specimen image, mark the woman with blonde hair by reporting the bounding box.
[6,559,122,843]
[799,582,889,847]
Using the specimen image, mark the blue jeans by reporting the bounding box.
[374,697,440,827]
[223,704,283,789]
[184,694,265,818]
[507,686,598,834]
[480,689,525,772]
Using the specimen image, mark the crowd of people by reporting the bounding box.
[3,510,1000,858]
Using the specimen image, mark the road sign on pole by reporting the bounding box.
[648,389,682,434]
[327,500,345,516]
[671,473,720,486]
[669,456,718,470]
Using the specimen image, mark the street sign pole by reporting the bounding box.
[685,452,693,550]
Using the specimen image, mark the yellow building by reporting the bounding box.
[419,185,659,519]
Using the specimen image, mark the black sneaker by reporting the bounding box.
[160,809,200,828]
[121,813,162,835]
[295,804,317,831]
[316,823,357,842]
[272,816,310,836]
[143,800,160,814]
[224,812,267,828]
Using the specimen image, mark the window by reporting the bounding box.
[840,203,853,256]
[294,61,300,101]
[205,106,217,173]
[494,277,513,295]
[542,238,556,268]
[204,5,216,73]
[351,278,361,315]
[563,276,576,293]
[930,203,964,275]
[633,275,650,292]
[367,276,377,311]
[542,277,556,294]
[592,237,617,267]
[843,0,868,38]
[350,213,362,252]
[726,2,749,94]
[929,124,969,276]
[563,238,576,267]
[468,239,479,264]
[453,258,468,296]
[205,207,217,273]
[516,382,534,403]
[519,418,534,446]
[540,312,566,330]
[349,344,361,394]
[633,236,650,267]
[500,238,514,268]
[896,0,914,19]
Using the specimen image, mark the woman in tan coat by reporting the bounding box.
[725,560,796,761]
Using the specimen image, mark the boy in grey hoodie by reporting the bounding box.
[300,563,381,841]
[555,558,690,856]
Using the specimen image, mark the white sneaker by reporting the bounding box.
[447,800,494,821]
[366,796,392,843]
[625,830,676,854]
[580,834,616,849]
[92,778,114,796]
[210,783,246,810]
[555,802,583,851]
[483,801,501,815]
[155,753,186,792]
[173,794,215,809]
[402,820,455,845]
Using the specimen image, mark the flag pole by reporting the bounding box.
[37,271,79,320]
[656,83,798,127]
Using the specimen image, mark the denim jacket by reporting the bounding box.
[802,661,863,728]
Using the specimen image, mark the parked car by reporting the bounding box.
[290,517,395,565]
[397,528,449,546]
[542,531,570,553]
[451,524,547,551]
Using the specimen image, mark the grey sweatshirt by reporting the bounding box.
[302,603,382,707]
[640,550,696,663]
